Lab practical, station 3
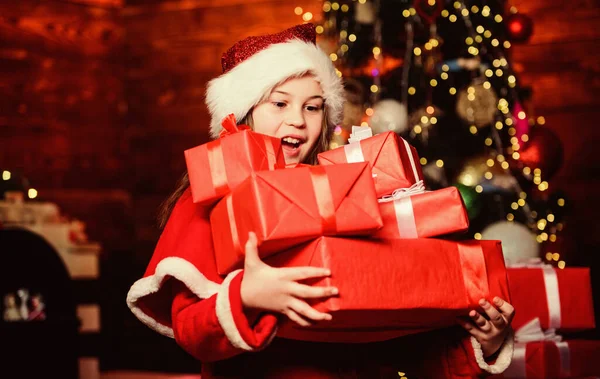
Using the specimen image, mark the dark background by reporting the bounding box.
[1,0,598,372]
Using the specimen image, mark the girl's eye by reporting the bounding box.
[273,102,287,108]
[306,105,323,112]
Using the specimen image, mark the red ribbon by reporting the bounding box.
[206,141,230,197]
[309,166,338,234]
[219,113,251,138]
[457,241,490,306]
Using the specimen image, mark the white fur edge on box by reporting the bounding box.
[126,256,221,338]
[471,328,515,374]
[206,39,345,139]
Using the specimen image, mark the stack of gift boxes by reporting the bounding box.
[185,116,598,375]
[490,263,599,378]
[185,116,511,343]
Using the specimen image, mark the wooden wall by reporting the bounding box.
[1,0,598,371]
[510,0,600,267]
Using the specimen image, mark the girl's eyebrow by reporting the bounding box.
[272,90,324,100]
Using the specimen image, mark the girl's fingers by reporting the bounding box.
[287,281,338,299]
[243,232,261,266]
[285,309,312,327]
[456,317,486,340]
[469,310,492,332]
[287,298,332,322]
[278,266,331,281]
[480,299,506,329]
[493,297,516,323]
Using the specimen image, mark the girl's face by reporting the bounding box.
[251,75,325,165]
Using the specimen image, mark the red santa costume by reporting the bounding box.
[126,24,514,378]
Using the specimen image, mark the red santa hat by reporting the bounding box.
[206,23,345,138]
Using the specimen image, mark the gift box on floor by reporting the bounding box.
[492,340,600,378]
[317,131,424,197]
[211,162,383,274]
[507,267,595,332]
[373,183,469,239]
[184,114,285,205]
[266,237,509,339]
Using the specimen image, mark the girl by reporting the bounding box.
[127,23,514,378]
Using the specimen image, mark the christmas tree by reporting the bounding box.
[301,0,568,267]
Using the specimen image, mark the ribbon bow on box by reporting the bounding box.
[378,180,426,203]
[219,113,251,138]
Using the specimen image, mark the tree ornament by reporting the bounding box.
[505,13,534,43]
[408,105,443,143]
[516,126,563,180]
[369,99,409,135]
[413,0,444,24]
[455,183,482,219]
[481,221,540,264]
[456,81,498,128]
[512,101,530,148]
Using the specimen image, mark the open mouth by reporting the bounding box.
[281,136,305,152]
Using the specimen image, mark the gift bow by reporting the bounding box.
[514,317,562,343]
[347,125,373,143]
[506,258,562,329]
[219,113,251,138]
[378,180,426,203]
[504,318,571,378]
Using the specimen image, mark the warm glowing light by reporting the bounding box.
[302,12,313,21]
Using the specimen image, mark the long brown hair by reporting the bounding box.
[157,107,332,229]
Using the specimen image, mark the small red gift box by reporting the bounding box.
[317,131,424,197]
[267,237,509,340]
[492,340,600,378]
[184,114,285,205]
[210,162,383,274]
[507,267,596,332]
[373,184,469,239]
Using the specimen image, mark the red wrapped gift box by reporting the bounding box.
[492,340,600,378]
[266,237,509,339]
[317,131,424,197]
[373,185,469,239]
[211,162,383,274]
[184,117,285,205]
[507,267,595,332]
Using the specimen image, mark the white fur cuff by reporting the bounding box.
[471,328,515,374]
[215,269,255,351]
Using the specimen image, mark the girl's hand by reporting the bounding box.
[457,297,515,358]
[240,232,338,327]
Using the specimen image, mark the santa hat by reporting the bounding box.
[206,23,345,138]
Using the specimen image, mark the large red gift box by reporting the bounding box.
[507,267,595,332]
[184,116,285,205]
[317,131,424,197]
[266,237,509,339]
[373,185,469,239]
[210,162,383,274]
[491,340,600,378]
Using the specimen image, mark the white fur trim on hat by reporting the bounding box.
[206,39,344,138]
[126,256,221,338]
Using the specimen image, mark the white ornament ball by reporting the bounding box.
[369,99,409,135]
[481,221,540,264]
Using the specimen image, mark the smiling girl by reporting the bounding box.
[127,24,514,378]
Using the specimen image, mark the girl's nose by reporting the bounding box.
[284,107,306,128]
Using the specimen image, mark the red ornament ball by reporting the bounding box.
[517,126,563,180]
[505,13,534,43]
